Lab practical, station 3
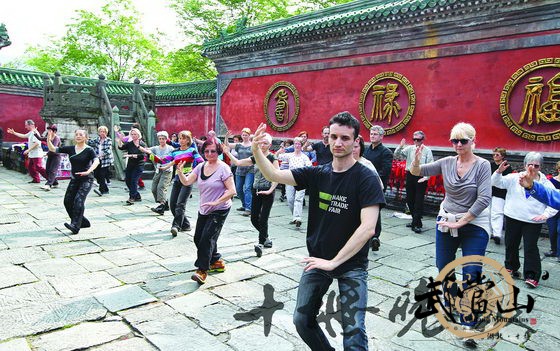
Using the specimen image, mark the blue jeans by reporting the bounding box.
[125,166,143,199]
[546,213,560,256]
[169,180,193,230]
[293,268,368,351]
[436,223,489,326]
[235,173,254,210]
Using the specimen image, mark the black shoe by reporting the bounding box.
[81,218,91,228]
[180,226,191,232]
[163,201,170,211]
[406,223,413,228]
[171,227,178,237]
[464,339,477,349]
[262,239,273,248]
[236,207,245,211]
[125,198,135,205]
[371,238,380,251]
[412,226,422,234]
[64,222,79,234]
[295,220,302,228]
[492,236,501,245]
[151,206,165,215]
[93,189,103,196]
[254,244,263,257]
[544,250,558,257]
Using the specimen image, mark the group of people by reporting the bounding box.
[6,114,559,351]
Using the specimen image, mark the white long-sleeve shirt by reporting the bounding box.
[491,171,557,223]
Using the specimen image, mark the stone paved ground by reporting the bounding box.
[0,167,558,351]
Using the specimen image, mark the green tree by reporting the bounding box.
[169,0,354,79]
[24,0,166,82]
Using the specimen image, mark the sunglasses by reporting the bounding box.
[526,164,540,168]
[450,138,471,145]
[204,149,217,154]
[413,138,423,142]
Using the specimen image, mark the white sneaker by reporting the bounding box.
[41,184,51,191]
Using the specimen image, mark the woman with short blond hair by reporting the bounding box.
[411,122,491,331]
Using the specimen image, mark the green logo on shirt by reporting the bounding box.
[319,192,349,214]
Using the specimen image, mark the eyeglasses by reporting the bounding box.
[413,138,423,142]
[526,164,540,168]
[204,149,217,154]
[450,138,471,145]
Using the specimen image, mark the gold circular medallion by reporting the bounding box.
[500,58,560,142]
[359,72,415,135]
[264,81,300,132]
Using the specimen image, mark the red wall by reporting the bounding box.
[155,105,216,139]
[220,45,560,153]
[0,93,45,142]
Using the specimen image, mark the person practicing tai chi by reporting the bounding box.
[47,128,99,234]
[251,112,384,350]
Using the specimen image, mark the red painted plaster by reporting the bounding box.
[0,93,44,142]
[155,105,216,139]
[220,45,560,153]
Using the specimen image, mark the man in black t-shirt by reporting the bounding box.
[252,112,385,350]
[307,125,333,165]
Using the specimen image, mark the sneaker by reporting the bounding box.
[236,207,246,211]
[371,237,380,251]
[506,269,521,279]
[295,220,302,228]
[125,198,135,205]
[171,227,179,237]
[41,184,51,191]
[242,210,251,217]
[525,279,538,288]
[93,189,103,196]
[544,250,557,257]
[151,206,164,215]
[64,222,79,235]
[191,270,207,284]
[262,239,273,248]
[209,259,226,273]
[254,244,263,257]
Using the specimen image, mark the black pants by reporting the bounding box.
[94,166,110,193]
[45,154,61,186]
[64,177,93,228]
[251,188,275,244]
[193,209,230,271]
[169,180,192,230]
[406,171,428,228]
[504,216,542,281]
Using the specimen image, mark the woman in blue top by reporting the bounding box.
[159,130,204,237]
[47,129,99,234]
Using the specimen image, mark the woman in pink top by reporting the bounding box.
[177,138,236,285]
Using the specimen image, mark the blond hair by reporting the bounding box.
[450,122,476,140]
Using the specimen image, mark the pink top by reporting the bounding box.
[192,161,233,215]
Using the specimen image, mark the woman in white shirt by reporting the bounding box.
[492,152,557,288]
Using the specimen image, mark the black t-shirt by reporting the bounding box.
[292,162,386,274]
[57,145,97,179]
[491,162,512,199]
[312,141,333,165]
[118,140,146,169]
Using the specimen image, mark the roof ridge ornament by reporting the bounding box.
[0,23,12,50]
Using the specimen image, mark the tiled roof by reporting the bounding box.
[0,67,215,99]
[202,0,491,57]
[155,80,216,100]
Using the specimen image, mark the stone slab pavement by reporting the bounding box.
[0,167,558,351]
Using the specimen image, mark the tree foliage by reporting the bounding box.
[168,0,354,80]
[25,0,166,82]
